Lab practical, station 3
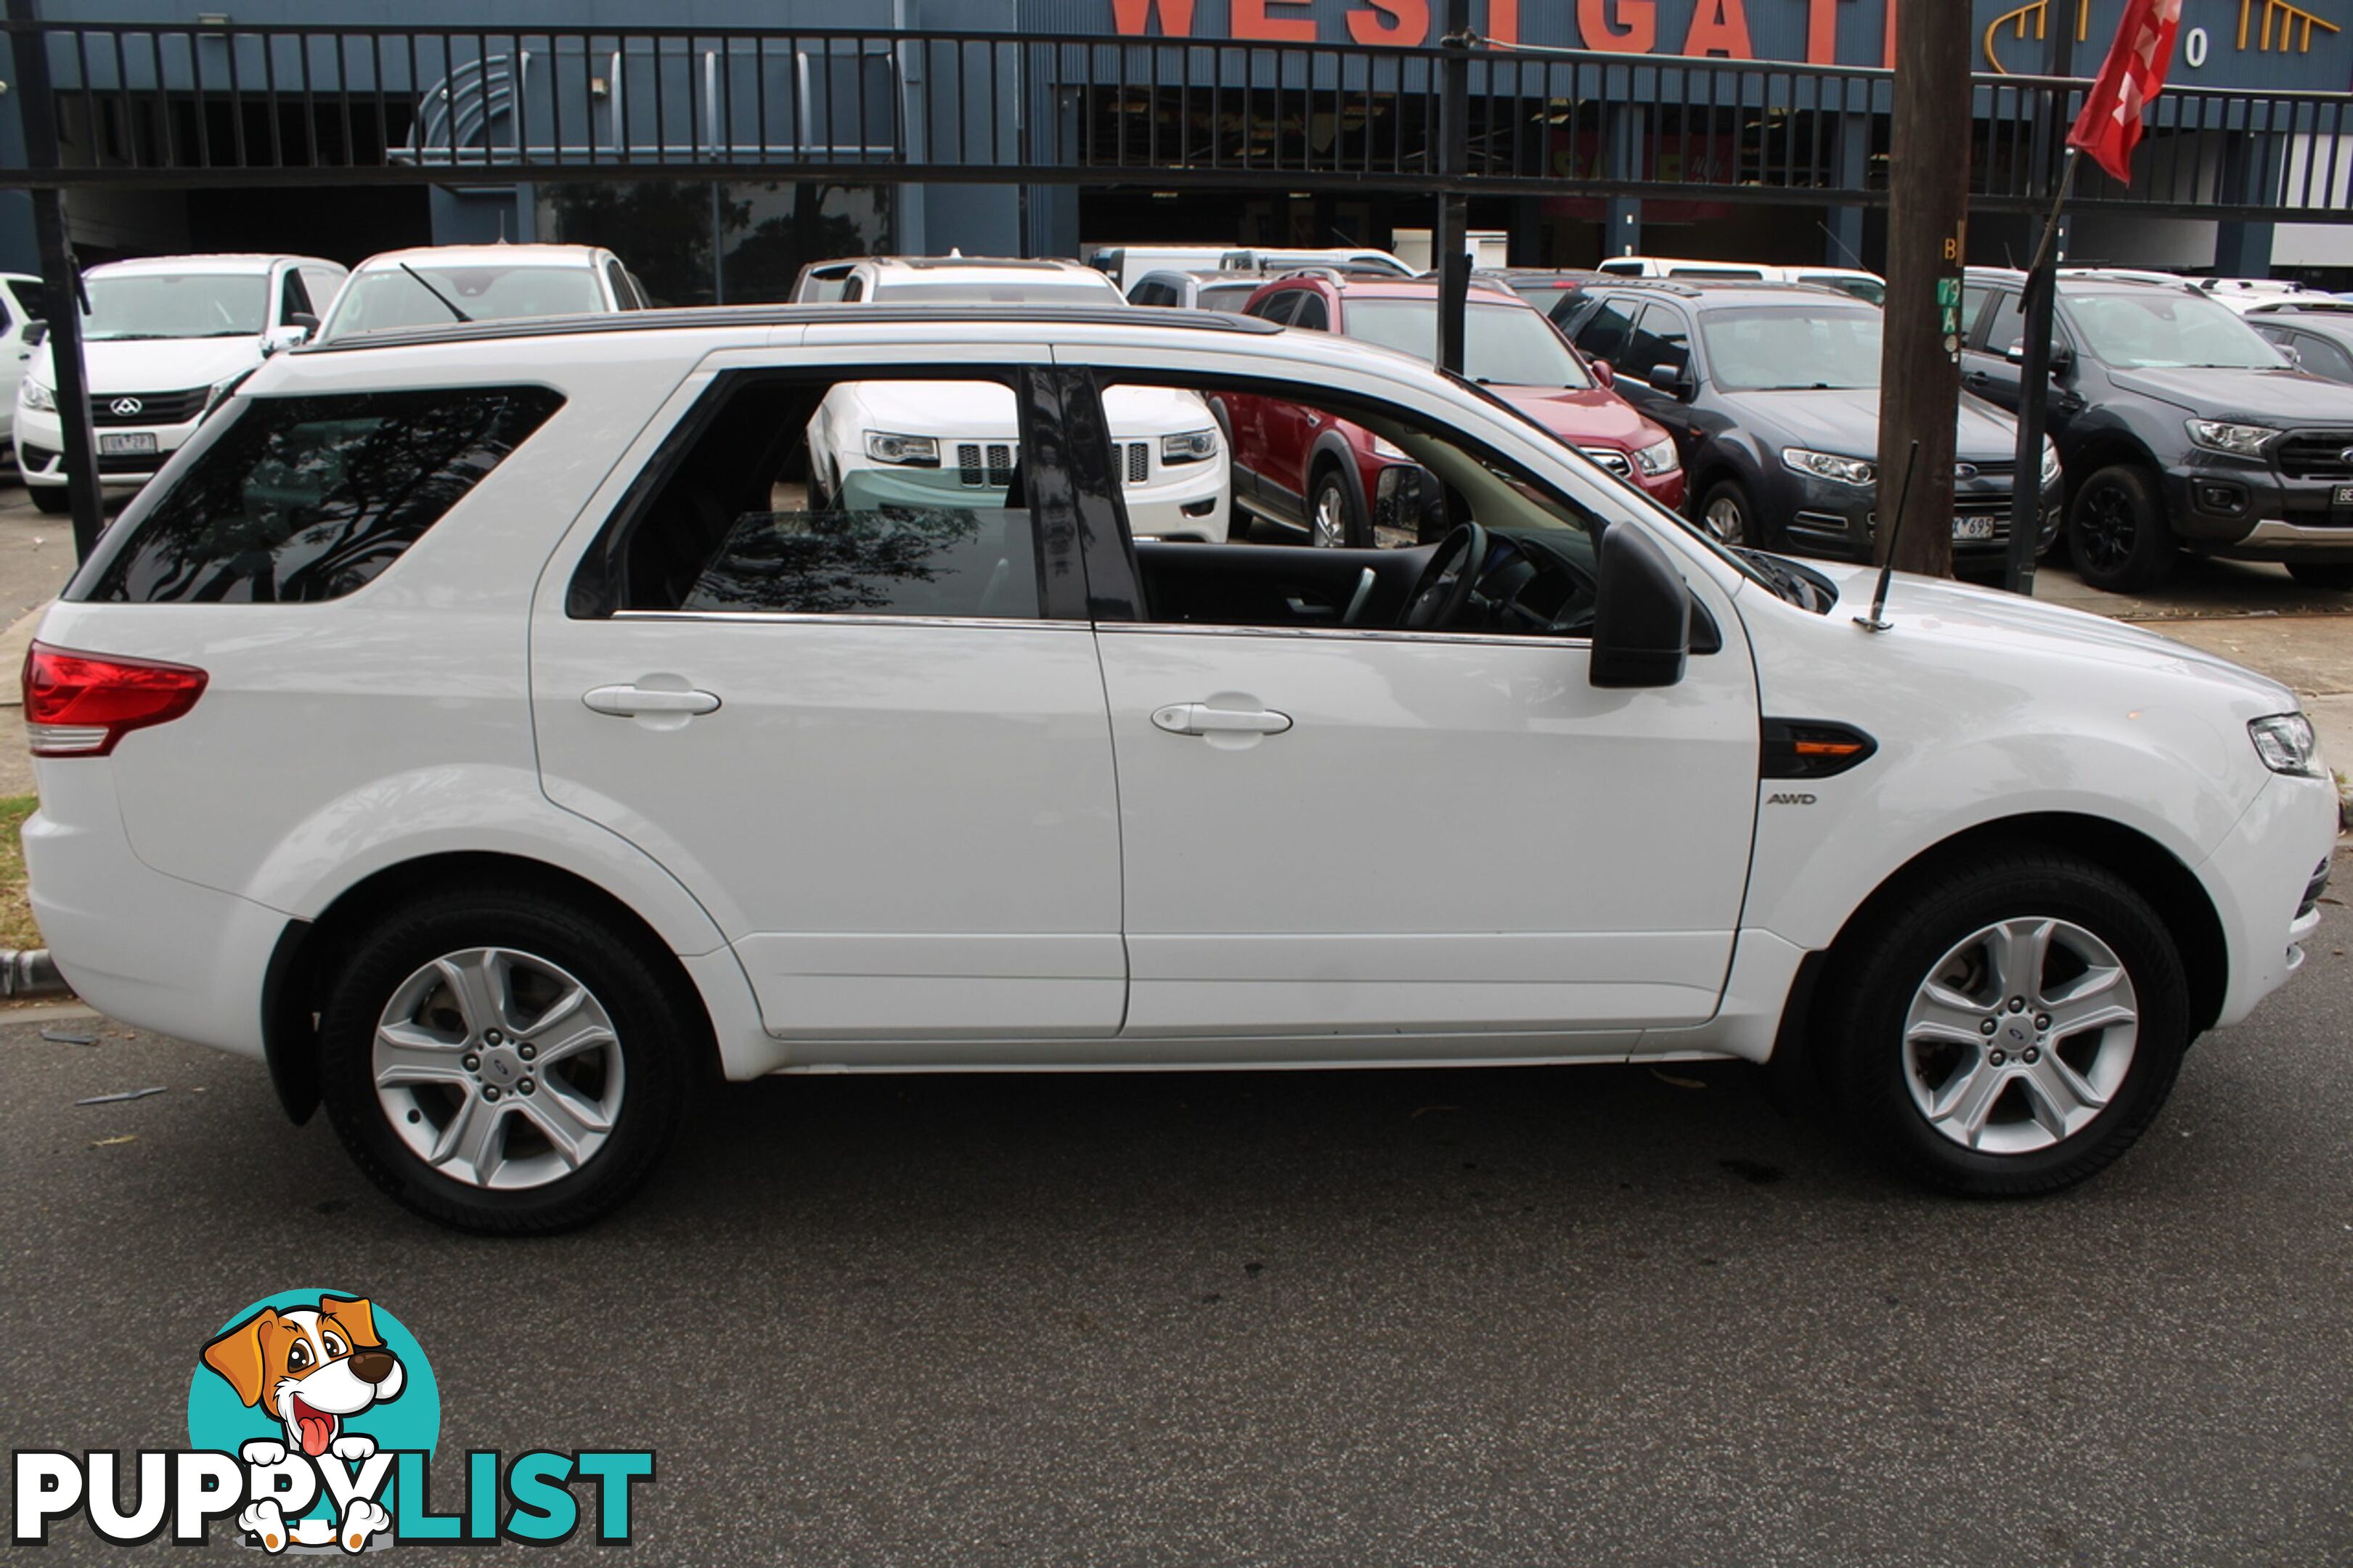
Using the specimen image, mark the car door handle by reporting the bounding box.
[1151,702,1292,737]
[583,684,721,717]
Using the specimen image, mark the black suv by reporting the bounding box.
[1557,279,2059,565]
[1961,269,2353,592]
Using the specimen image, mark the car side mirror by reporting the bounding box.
[286,311,319,333]
[1375,462,1451,546]
[1661,365,1698,401]
[263,324,312,354]
[2276,342,2303,367]
[1589,523,1691,689]
[22,320,44,347]
[1589,358,1616,388]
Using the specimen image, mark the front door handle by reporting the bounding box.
[583,683,721,717]
[1151,702,1292,737]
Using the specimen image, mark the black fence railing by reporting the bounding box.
[4,21,2352,221]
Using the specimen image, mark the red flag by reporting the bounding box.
[2068,0,2183,185]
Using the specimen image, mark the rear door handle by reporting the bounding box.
[1151,702,1292,737]
[583,684,721,717]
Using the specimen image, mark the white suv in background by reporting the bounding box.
[22,303,2333,1233]
[318,244,645,340]
[795,256,1228,540]
[15,253,344,513]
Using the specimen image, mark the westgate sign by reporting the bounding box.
[1109,0,1902,65]
[1106,0,2351,82]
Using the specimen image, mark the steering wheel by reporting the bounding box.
[1398,522,1488,630]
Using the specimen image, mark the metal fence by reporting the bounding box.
[4,20,2352,220]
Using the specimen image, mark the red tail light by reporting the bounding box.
[23,640,208,757]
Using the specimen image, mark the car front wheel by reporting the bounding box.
[1819,849,2189,1196]
[317,888,696,1233]
[28,483,70,515]
[1697,478,1755,549]
[1310,465,1368,548]
[2066,465,2174,592]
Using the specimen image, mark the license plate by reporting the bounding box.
[2335,484,2353,507]
[1952,515,1997,541]
[98,432,156,456]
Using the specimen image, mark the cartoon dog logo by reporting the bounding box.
[202,1296,404,1552]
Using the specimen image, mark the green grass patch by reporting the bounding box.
[0,793,38,951]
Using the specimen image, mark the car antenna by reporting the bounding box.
[397,261,472,324]
[1854,439,1919,634]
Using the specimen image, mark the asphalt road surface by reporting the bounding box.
[7,893,2352,1567]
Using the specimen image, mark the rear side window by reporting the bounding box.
[81,386,563,603]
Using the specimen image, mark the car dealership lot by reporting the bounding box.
[6,893,2352,1566]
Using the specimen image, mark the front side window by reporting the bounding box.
[81,386,563,603]
[1292,293,1332,331]
[279,270,315,324]
[2064,290,2288,370]
[81,272,269,341]
[576,373,1053,622]
[1700,306,1883,391]
[1622,305,1693,385]
[1569,298,1639,364]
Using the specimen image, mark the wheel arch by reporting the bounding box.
[1774,811,2228,1083]
[2060,425,2161,501]
[261,852,728,1127]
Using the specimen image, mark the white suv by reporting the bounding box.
[23,303,2335,1232]
[794,256,1228,540]
[15,253,346,513]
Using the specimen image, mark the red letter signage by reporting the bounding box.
[1347,0,1432,44]
[1578,0,1658,52]
[1683,0,1757,56]
[1233,0,1318,41]
[1111,0,1199,35]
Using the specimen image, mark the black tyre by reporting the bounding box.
[28,483,70,515]
[317,886,699,1233]
[1819,848,2190,1196]
[2286,561,2353,592]
[2066,465,2174,592]
[1696,478,1758,550]
[1308,461,1369,548]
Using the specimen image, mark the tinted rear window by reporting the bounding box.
[81,385,562,603]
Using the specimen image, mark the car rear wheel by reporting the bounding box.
[1697,478,1755,548]
[2066,465,2174,592]
[1819,848,2189,1196]
[317,888,696,1233]
[28,484,69,515]
[1309,464,1369,549]
[2286,562,2353,592]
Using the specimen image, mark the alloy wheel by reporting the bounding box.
[1702,495,1746,546]
[1900,916,2140,1155]
[2076,481,2134,574]
[372,947,626,1190]
[1311,479,1350,547]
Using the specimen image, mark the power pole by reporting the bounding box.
[1873,0,1973,578]
[7,0,104,560]
[1433,0,1471,375]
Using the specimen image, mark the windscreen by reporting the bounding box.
[1700,306,1885,391]
[1340,300,1594,389]
[2067,290,2288,369]
[325,266,605,335]
[81,273,270,341]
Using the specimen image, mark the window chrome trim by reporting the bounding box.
[609,610,1083,631]
[1092,619,1594,650]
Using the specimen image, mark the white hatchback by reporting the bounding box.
[22,303,2336,1232]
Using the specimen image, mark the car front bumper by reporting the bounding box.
[15,402,202,489]
[1775,467,2064,562]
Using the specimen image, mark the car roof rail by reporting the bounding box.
[1586,277,1706,297]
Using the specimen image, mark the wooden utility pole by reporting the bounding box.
[1434,0,1471,375]
[1874,0,1974,578]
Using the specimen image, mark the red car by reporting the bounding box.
[1218,272,1686,546]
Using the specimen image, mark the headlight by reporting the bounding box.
[1161,428,1218,465]
[1633,436,1680,476]
[2185,419,2275,457]
[863,430,939,467]
[1783,447,1875,486]
[2248,713,2322,777]
[2041,438,2061,486]
[19,380,54,412]
[1369,434,1409,460]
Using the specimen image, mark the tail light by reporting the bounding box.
[23,640,208,756]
